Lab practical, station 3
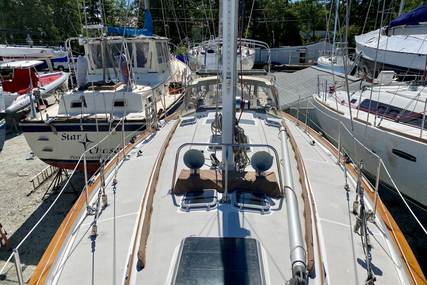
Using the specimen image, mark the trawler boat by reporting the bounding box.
[313,78,427,208]
[26,1,425,284]
[20,29,188,171]
[0,60,68,114]
[188,37,256,71]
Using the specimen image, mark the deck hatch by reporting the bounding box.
[264,118,281,128]
[172,237,265,285]
[181,189,218,210]
[180,117,196,126]
[233,191,270,212]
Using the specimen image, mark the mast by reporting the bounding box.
[332,0,339,55]
[221,0,238,168]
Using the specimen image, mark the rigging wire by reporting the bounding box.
[160,0,168,38]
[201,0,212,37]
[244,0,255,39]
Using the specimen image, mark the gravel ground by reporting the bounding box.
[0,130,84,284]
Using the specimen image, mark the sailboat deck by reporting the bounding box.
[131,111,305,284]
[38,111,413,285]
[284,116,411,284]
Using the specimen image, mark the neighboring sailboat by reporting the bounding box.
[317,0,355,74]
[0,61,68,114]
[356,5,427,79]
[25,0,426,284]
[188,37,256,71]
[313,77,427,208]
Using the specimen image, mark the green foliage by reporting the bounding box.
[0,0,425,48]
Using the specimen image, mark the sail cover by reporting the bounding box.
[107,9,153,36]
[388,4,427,29]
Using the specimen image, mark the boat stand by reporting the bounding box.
[0,222,12,250]
[42,168,77,200]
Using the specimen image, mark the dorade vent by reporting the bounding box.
[180,189,218,211]
[172,237,266,284]
[180,117,196,127]
[114,100,126,107]
[233,191,271,213]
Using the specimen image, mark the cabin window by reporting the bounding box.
[156,42,165,64]
[89,44,102,69]
[135,42,149,68]
[106,42,123,68]
[162,42,169,62]
[71,101,83,108]
[359,99,427,128]
[180,189,218,210]
[233,191,270,213]
[392,149,416,162]
[114,100,126,107]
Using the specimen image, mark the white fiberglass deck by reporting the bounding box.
[284,116,411,285]
[39,111,412,285]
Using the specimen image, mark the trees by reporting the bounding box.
[0,0,425,48]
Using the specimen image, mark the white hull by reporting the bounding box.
[313,96,427,207]
[355,29,427,72]
[21,122,145,171]
[0,44,66,61]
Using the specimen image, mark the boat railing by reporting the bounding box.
[0,101,161,283]
[290,96,427,232]
[287,96,427,283]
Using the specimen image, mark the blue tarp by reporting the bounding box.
[389,4,427,29]
[143,9,153,36]
[107,9,153,36]
[107,27,146,36]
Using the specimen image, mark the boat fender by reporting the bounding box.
[117,55,130,84]
[76,56,88,86]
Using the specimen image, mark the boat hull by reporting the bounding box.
[20,121,147,172]
[313,97,427,208]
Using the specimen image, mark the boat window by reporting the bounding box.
[233,191,270,213]
[392,149,416,162]
[71,101,83,108]
[172,237,265,285]
[114,100,126,107]
[180,189,218,210]
[183,81,278,115]
[89,43,102,69]
[162,42,169,62]
[359,99,427,128]
[156,42,165,64]
[135,42,149,68]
